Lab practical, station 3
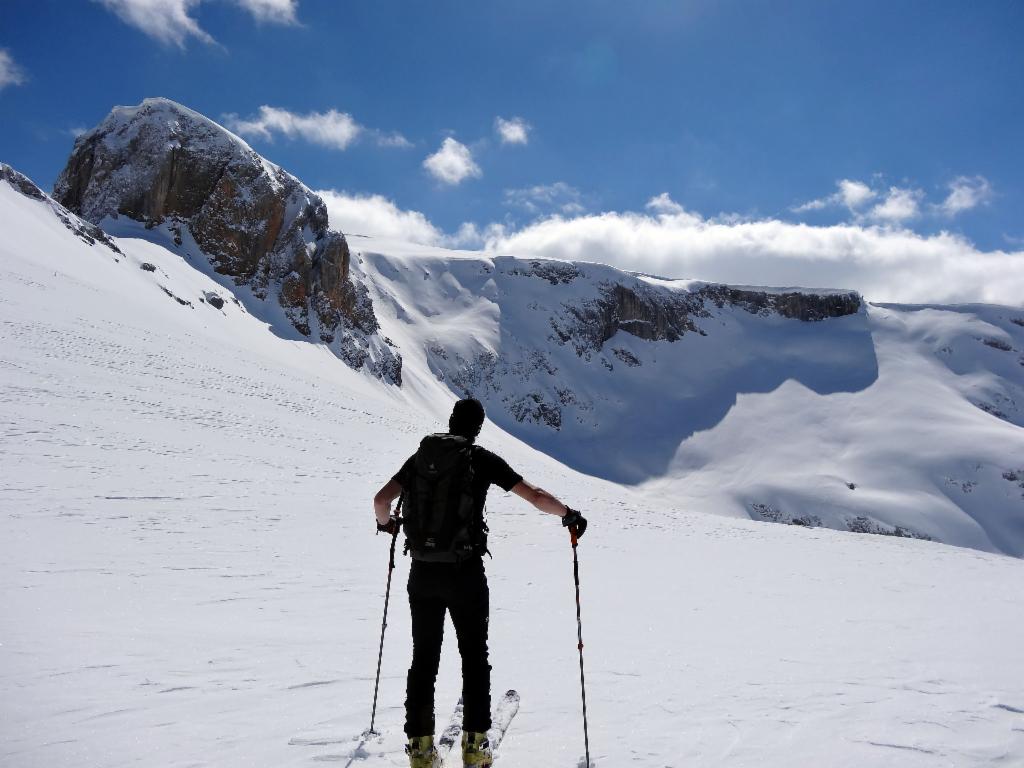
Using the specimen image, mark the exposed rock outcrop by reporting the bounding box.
[52,98,400,384]
[702,285,862,321]
[552,282,710,356]
[550,277,860,359]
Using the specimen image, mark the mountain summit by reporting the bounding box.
[53,97,401,383]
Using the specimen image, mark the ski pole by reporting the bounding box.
[569,524,592,768]
[369,496,403,735]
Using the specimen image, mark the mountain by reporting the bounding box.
[8,96,1024,557]
[52,97,401,384]
[2,146,1023,768]
[354,236,1024,554]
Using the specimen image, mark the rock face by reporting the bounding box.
[702,285,862,321]
[550,276,860,358]
[53,98,400,384]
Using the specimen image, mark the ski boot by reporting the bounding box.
[406,735,440,768]
[461,731,492,767]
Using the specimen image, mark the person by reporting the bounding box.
[373,398,587,768]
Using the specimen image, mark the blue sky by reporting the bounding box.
[1,1,1022,302]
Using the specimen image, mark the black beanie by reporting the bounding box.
[449,398,485,440]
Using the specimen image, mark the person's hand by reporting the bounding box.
[561,508,588,539]
[376,516,401,536]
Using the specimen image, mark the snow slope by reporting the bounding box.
[350,236,1024,557]
[2,170,1024,768]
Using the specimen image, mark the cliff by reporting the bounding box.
[53,98,400,384]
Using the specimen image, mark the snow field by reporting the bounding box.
[2,178,1023,767]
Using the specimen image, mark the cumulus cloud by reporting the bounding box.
[327,189,1021,305]
[646,192,691,217]
[318,190,443,243]
[423,138,482,185]
[495,116,531,146]
[482,194,1024,305]
[867,186,923,223]
[0,49,27,91]
[316,190,495,249]
[224,106,363,150]
[938,175,993,217]
[797,176,997,226]
[837,179,877,210]
[504,182,584,216]
[793,178,877,213]
[95,0,298,47]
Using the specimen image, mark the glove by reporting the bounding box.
[561,508,588,539]
[376,516,401,536]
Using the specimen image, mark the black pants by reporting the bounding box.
[405,557,491,738]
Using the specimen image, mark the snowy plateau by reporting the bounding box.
[1,100,1023,768]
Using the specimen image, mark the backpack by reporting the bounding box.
[402,433,486,561]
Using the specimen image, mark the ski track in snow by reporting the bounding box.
[1,181,1024,767]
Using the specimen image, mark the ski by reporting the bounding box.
[435,690,518,766]
[437,696,464,763]
[487,689,520,755]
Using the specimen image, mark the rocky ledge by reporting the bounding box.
[52,98,400,384]
[551,277,861,358]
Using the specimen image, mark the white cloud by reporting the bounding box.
[374,131,413,149]
[868,186,923,223]
[504,182,584,216]
[939,175,993,217]
[96,0,214,46]
[485,198,1022,305]
[224,106,362,150]
[317,187,1022,306]
[796,175,996,225]
[793,178,876,213]
[316,190,495,249]
[95,0,298,47]
[0,49,27,91]
[423,138,482,186]
[495,116,531,146]
[318,190,443,244]
[646,192,688,217]
[837,179,876,210]
[232,0,298,24]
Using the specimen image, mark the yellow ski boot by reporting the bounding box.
[406,735,440,768]
[461,731,493,767]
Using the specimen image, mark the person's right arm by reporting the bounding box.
[373,478,403,526]
[510,480,568,518]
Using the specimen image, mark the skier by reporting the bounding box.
[373,397,587,768]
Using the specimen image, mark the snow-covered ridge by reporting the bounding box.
[1,163,122,257]
[350,244,1024,555]
[52,98,401,383]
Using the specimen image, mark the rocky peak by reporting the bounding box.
[52,98,400,384]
